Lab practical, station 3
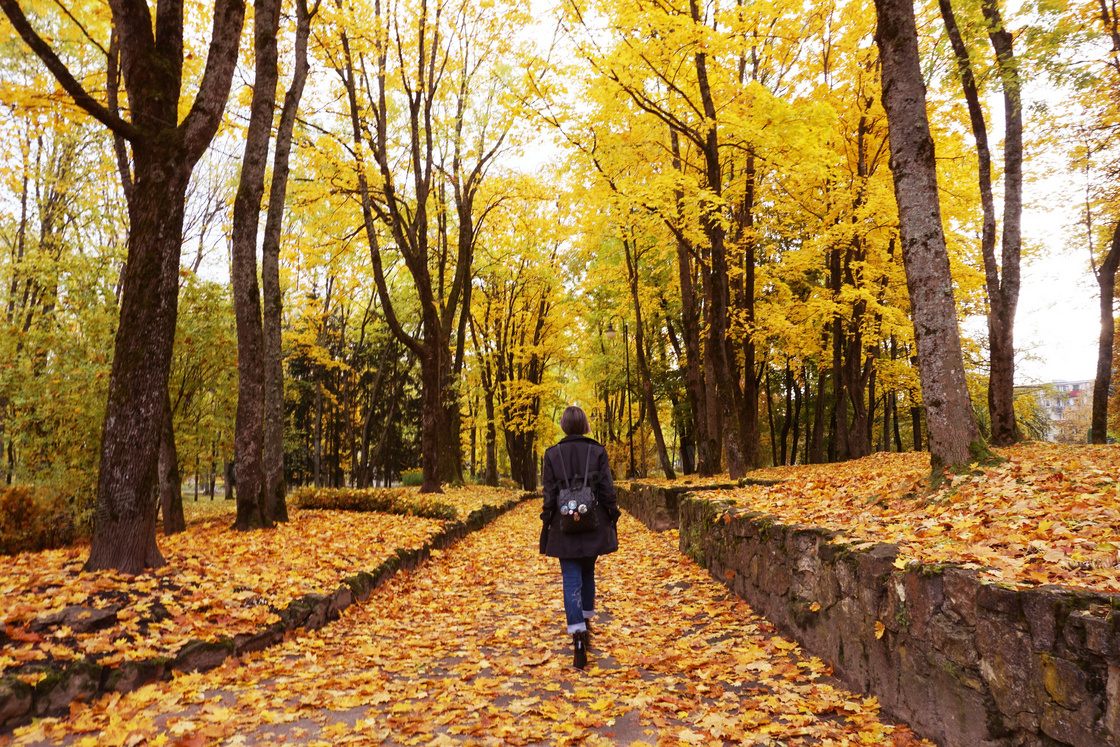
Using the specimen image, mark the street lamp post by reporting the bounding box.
[605,321,636,478]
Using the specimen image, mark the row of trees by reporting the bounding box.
[3,0,1120,574]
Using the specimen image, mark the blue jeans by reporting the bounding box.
[559,557,596,633]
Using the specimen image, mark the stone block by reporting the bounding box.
[1021,587,1069,652]
[1040,700,1107,747]
[106,659,169,692]
[1040,653,1089,710]
[173,639,234,673]
[343,571,376,601]
[903,571,943,641]
[329,581,355,612]
[903,653,997,747]
[0,676,32,729]
[880,575,908,633]
[1068,609,1111,658]
[34,662,103,715]
[302,593,331,629]
[31,605,119,634]
[930,613,980,670]
[976,611,1035,720]
[233,629,282,656]
[1106,665,1120,741]
[977,582,1023,619]
[941,567,980,628]
[834,553,859,598]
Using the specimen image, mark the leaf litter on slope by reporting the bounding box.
[1,488,523,682]
[8,503,928,746]
[702,443,1120,593]
[0,511,445,680]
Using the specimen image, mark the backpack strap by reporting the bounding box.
[580,442,594,490]
[552,445,572,490]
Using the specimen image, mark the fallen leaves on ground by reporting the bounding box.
[8,503,929,746]
[0,486,521,681]
[702,442,1120,593]
[626,474,740,490]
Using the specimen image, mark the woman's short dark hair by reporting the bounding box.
[560,405,590,436]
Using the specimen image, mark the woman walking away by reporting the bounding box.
[540,405,621,669]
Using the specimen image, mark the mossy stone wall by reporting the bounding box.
[679,495,1120,747]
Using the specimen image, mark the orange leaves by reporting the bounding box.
[0,507,449,677]
[5,503,931,746]
[705,443,1120,593]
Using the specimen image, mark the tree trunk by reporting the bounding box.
[0,0,249,572]
[484,390,498,486]
[670,130,711,476]
[809,362,827,463]
[688,0,743,478]
[780,362,793,466]
[982,0,1024,447]
[939,0,1021,447]
[874,0,980,469]
[225,457,237,501]
[261,0,315,522]
[830,250,850,462]
[438,354,463,485]
[790,372,802,465]
[766,367,778,466]
[419,340,444,493]
[229,0,281,531]
[85,159,189,572]
[623,239,674,479]
[313,374,323,487]
[159,390,186,535]
[1091,222,1120,442]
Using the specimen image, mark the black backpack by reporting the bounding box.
[553,444,600,534]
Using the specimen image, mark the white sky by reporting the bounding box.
[1012,201,1101,385]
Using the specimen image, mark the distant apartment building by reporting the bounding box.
[1029,379,1094,443]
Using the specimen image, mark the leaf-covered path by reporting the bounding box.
[8,503,928,746]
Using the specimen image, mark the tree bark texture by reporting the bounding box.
[261,0,316,521]
[939,0,1021,446]
[981,0,1024,446]
[229,0,281,531]
[689,1,745,478]
[159,389,186,535]
[1091,221,1120,443]
[874,0,980,468]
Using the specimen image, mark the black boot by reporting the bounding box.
[572,631,588,669]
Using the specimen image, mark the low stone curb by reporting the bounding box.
[679,494,1120,747]
[617,482,740,531]
[0,492,535,732]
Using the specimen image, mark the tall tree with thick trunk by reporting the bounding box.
[230,0,282,531]
[261,0,318,522]
[0,0,246,572]
[873,0,981,470]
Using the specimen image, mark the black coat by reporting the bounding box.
[540,435,620,558]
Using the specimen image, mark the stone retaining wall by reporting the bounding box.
[0,494,533,731]
[616,482,739,531]
[677,495,1120,747]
